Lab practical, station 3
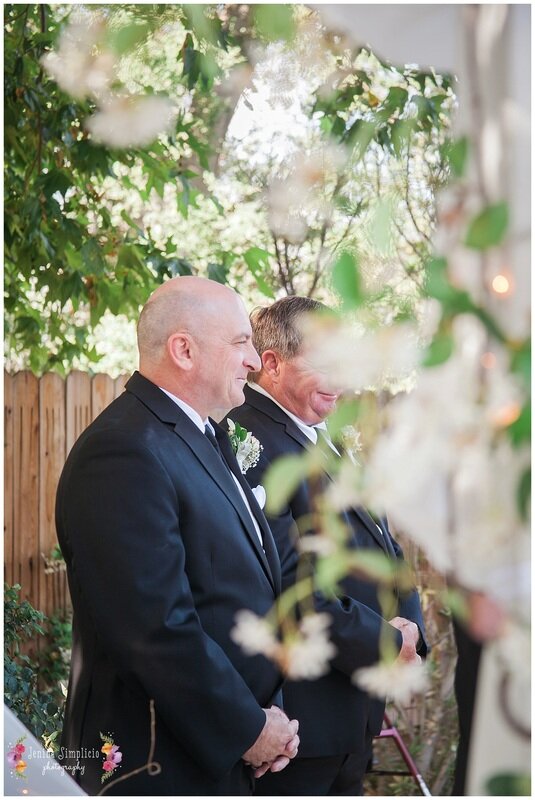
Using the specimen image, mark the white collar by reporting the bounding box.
[159,387,207,433]
[248,382,330,444]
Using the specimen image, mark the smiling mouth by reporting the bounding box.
[319,392,338,400]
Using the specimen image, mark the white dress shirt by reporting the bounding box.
[248,382,341,454]
[247,383,383,536]
[159,387,264,547]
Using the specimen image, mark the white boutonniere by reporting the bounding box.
[227,419,263,474]
[340,424,363,464]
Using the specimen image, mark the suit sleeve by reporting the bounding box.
[384,521,429,657]
[57,430,265,780]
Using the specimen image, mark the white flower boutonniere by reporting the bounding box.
[340,424,363,463]
[227,419,263,474]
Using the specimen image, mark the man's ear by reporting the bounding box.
[167,332,194,370]
[261,350,281,378]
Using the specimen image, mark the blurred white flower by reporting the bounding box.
[416,298,442,343]
[86,95,177,148]
[325,456,363,512]
[353,660,429,703]
[267,147,346,243]
[340,425,363,463]
[451,436,529,593]
[41,17,116,100]
[230,610,278,657]
[232,610,336,680]
[298,533,337,557]
[283,613,337,680]
[347,316,530,588]
[303,317,420,392]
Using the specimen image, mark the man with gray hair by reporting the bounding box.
[56,277,299,795]
[228,295,427,796]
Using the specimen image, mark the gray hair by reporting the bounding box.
[137,291,203,360]
[250,296,327,381]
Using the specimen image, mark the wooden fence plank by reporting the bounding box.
[12,372,39,604]
[66,371,91,457]
[4,372,14,585]
[114,374,129,397]
[39,373,67,617]
[5,370,127,614]
[91,374,115,421]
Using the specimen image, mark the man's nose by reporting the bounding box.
[246,343,262,373]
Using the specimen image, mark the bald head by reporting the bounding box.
[136,276,260,418]
[137,276,238,364]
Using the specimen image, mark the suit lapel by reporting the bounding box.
[126,373,277,591]
[244,385,392,555]
[213,421,280,594]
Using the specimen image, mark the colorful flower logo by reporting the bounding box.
[7,736,27,778]
[100,733,122,783]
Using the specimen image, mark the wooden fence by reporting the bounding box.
[4,370,128,618]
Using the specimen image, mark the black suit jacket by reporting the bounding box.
[56,372,283,795]
[228,385,427,759]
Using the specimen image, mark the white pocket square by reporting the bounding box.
[251,485,266,510]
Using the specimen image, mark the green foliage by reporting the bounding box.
[3,4,245,373]
[422,330,454,367]
[441,135,469,178]
[38,613,72,689]
[486,772,531,796]
[264,453,315,514]
[464,201,509,250]
[4,584,65,748]
[331,251,362,309]
[254,4,296,42]
[243,247,276,298]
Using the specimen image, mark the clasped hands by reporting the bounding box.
[242,706,299,778]
[389,616,421,665]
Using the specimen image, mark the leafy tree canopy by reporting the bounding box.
[5,4,454,374]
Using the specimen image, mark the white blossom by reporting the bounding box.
[230,610,278,658]
[86,95,177,148]
[350,316,529,589]
[41,17,116,100]
[302,317,421,392]
[298,533,337,557]
[266,147,346,243]
[283,613,337,680]
[353,660,429,704]
[340,425,363,462]
[325,457,363,512]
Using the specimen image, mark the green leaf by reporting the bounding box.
[344,119,376,157]
[243,247,275,298]
[264,453,312,514]
[369,197,394,254]
[81,239,106,275]
[109,22,150,55]
[517,468,531,520]
[422,332,454,367]
[332,252,361,309]
[511,341,531,387]
[486,772,531,796]
[207,263,229,284]
[327,398,361,440]
[255,5,295,42]
[506,403,531,448]
[465,202,509,250]
[442,136,469,178]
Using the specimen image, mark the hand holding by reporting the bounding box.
[242,707,299,769]
[389,617,421,664]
